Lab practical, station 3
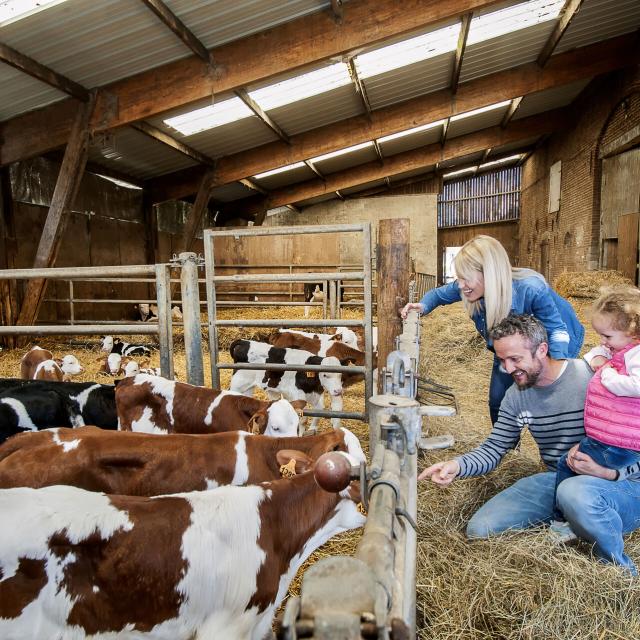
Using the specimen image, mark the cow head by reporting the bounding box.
[254,398,305,437]
[101,336,114,352]
[319,356,343,397]
[58,354,84,376]
[334,327,359,350]
[122,359,140,377]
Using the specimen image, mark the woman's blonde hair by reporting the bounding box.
[453,235,544,330]
[591,285,640,339]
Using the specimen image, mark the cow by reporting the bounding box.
[303,282,325,317]
[136,304,182,322]
[0,425,365,496]
[98,353,140,377]
[0,452,364,640]
[229,339,344,431]
[101,336,151,357]
[20,346,84,381]
[0,379,117,444]
[268,329,373,388]
[116,373,304,437]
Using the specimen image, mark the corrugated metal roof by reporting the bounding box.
[378,123,443,157]
[489,136,541,156]
[555,0,640,54]
[312,144,378,175]
[439,151,484,169]
[252,164,315,190]
[210,182,256,203]
[87,127,196,180]
[0,64,66,120]
[447,104,510,139]
[514,79,590,120]
[389,166,436,182]
[295,193,338,207]
[341,178,387,196]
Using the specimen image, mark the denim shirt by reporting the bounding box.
[419,276,585,358]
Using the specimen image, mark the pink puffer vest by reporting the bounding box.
[584,343,640,451]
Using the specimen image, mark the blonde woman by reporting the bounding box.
[401,235,584,422]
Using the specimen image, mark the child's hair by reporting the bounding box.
[591,285,640,339]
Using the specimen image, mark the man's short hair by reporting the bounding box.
[489,314,548,353]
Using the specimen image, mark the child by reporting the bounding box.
[551,285,640,542]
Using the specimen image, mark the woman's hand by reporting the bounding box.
[565,444,617,480]
[400,302,425,319]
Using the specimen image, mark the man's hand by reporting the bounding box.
[400,302,425,320]
[418,460,460,485]
[589,355,608,371]
[566,444,617,480]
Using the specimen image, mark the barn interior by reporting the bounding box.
[1,0,640,638]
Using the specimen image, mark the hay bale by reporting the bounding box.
[553,270,632,299]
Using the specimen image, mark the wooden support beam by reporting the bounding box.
[377,218,411,392]
[219,109,566,217]
[16,96,96,329]
[482,147,492,162]
[347,57,373,118]
[0,167,18,346]
[501,96,523,127]
[451,13,472,94]
[304,160,324,180]
[180,167,217,255]
[0,42,90,102]
[286,204,300,213]
[331,0,344,22]
[131,121,215,166]
[142,191,159,266]
[336,190,345,201]
[240,177,269,195]
[0,0,508,164]
[139,0,211,63]
[440,118,450,146]
[537,0,585,67]
[234,88,290,143]
[373,140,385,165]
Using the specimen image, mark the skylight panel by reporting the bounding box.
[248,64,352,111]
[478,154,523,169]
[310,141,374,164]
[443,167,477,180]
[96,175,142,190]
[253,162,306,180]
[450,100,512,121]
[0,0,68,25]
[164,98,253,136]
[377,120,445,143]
[467,0,565,46]
[355,23,461,79]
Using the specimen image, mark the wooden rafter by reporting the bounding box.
[16,96,96,329]
[234,88,290,144]
[331,0,344,23]
[219,109,566,217]
[240,178,269,195]
[441,118,450,146]
[131,120,214,166]
[304,160,324,180]
[0,0,508,163]
[0,42,89,102]
[347,57,373,117]
[180,167,217,254]
[501,96,523,128]
[373,140,385,165]
[451,13,472,94]
[482,147,492,162]
[139,0,211,64]
[537,0,585,67]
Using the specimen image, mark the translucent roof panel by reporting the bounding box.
[0,0,69,25]
[311,142,378,175]
[439,151,484,169]
[163,98,253,136]
[513,79,590,120]
[555,0,640,55]
[378,121,444,157]
[447,101,511,138]
[252,163,315,190]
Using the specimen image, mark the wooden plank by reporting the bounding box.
[537,0,586,67]
[0,168,18,345]
[617,213,639,284]
[131,121,215,165]
[599,123,640,159]
[181,167,217,254]
[451,13,472,94]
[235,88,290,143]
[222,109,566,216]
[145,34,639,202]
[16,96,95,328]
[601,149,640,239]
[0,42,89,101]
[0,0,558,165]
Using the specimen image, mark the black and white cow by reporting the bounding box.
[0,379,117,444]
[101,336,151,358]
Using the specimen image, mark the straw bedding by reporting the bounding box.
[1,275,639,639]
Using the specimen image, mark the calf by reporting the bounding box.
[0,425,365,495]
[20,346,84,381]
[0,453,364,640]
[101,335,151,357]
[303,282,325,317]
[230,339,344,430]
[116,373,304,437]
[98,353,140,377]
[0,379,117,443]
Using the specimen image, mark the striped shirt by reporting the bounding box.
[457,359,593,478]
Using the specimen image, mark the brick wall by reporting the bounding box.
[520,65,640,282]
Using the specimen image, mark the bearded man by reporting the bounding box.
[420,314,608,545]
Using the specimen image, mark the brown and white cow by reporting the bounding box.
[0,453,364,639]
[20,346,84,381]
[98,353,140,377]
[0,425,365,495]
[116,373,304,437]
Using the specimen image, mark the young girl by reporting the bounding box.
[553,285,640,537]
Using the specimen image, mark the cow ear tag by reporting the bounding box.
[279,458,297,478]
[306,371,316,378]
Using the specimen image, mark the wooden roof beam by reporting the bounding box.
[347,57,373,119]
[0,42,89,102]
[537,0,586,67]
[218,109,566,217]
[501,96,523,128]
[234,88,290,144]
[331,0,344,23]
[143,33,639,203]
[304,160,324,180]
[451,13,472,94]
[0,0,507,164]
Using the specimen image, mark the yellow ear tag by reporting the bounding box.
[357,502,367,515]
[306,371,316,378]
[280,458,297,478]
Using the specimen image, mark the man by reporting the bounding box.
[421,314,640,574]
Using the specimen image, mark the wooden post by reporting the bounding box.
[376,218,411,393]
[181,167,216,255]
[142,190,159,304]
[16,96,95,329]
[0,168,18,347]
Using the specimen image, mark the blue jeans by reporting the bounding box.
[467,470,640,575]
[554,436,640,520]
[489,356,514,424]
